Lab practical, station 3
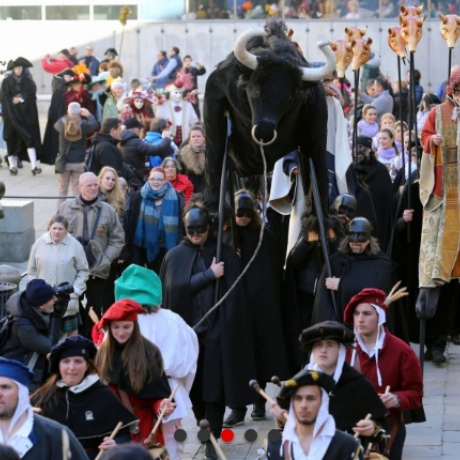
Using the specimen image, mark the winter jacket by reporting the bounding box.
[168,173,194,204]
[79,55,100,76]
[54,113,99,163]
[178,143,206,193]
[58,195,125,279]
[144,131,176,167]
[91,132,124,177]
[41,57,74,75]
[1,291,60,390]
[119,130,172,186]
[27,232,90,317]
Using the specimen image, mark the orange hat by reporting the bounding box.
[97,299,143,330]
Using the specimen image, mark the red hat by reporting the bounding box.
[343,288,387,325]
[97,299,143,330]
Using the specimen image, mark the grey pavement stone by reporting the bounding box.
[443,442,460,455]
[442,431,460,442]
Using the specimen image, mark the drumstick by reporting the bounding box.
[144,384,179,447]
[199,419,228,460]
[354,413,372,438]
[385,386,391,394]
[95,421,123,460]
[249,379,288,421]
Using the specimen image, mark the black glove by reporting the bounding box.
[415,287,441,320]
[52,296,70,319]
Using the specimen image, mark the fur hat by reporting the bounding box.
[97,299,143,330]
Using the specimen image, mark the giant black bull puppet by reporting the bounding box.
[203,20,336,217]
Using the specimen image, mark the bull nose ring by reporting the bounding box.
[251,125,278,146]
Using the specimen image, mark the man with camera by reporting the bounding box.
[0,279,70,392]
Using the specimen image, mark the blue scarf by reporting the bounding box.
[134,182,179,262]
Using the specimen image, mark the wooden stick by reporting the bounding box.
[95,421,123,460]
[249,379,288,421]
[354,413,372,438]
[199,419,228,460]
[385,386,391,394]
[144,384,179,446]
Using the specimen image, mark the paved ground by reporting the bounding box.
[0,111,459,458]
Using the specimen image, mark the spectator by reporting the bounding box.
[417,93,441,135]
[393,79,409,123]
[27,215,90,337]
[376,128,399,178]
[344,0,360,18]
[102,78,127,120]
[144,117,177,168]
[119,91,154,135]
[126,167,184,273]
[68,46,79,65]
[54,102,99,208]
[178,125,206,193]
[91,117,125,177]
[64,73,95,116]
[41,49,74,74]
[129,78,143,96]
[161,156,194,204]
[80,44,100,76]
[101,48,118,64]
[365,79,376,97]
[31,336,137,459]
[361,51,381,92]
[183,55,207,117]
[436,65,460,101]
[88,75,108,123]
[151,46,182,87]
[151,50,170,89]
[0,57,42,175]
[58,172,125,338]
[394,120,408,153]
[357,104,379,137]
[0,359,88,460]
[407,69,424,107]
[359,76,394,122]
[120,117,172,190]
[0,280,63,391]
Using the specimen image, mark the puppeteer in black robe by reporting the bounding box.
[0,71,41,160]
[42,75,67,165]
[237,225,290,381]
[160,237,257,407]
[312,250,409,342]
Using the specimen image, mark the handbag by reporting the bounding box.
[76,206,102,268]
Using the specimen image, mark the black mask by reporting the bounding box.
[235,193,255,218]
[348,217,372,242]
[332,194,357,219]
[184,208,208,235]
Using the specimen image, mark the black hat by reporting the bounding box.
[348,217,373,242]
[57,68,77,78]
[235,192,255,218]
[59,49,71,58]
[25,279,55,308]
[104,48,118,57]
[7,57,33,71]
[357,135,373,150]
[277,369,336,409]
[123,117,145,130]
[49,335,97,374]
[332,194,357,219]
[64,73,92,87]
[299,321,355,351]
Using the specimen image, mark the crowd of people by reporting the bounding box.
[0,26,459,460]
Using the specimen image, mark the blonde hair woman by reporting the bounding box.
[98,166,126,218]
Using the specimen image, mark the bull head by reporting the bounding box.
[351,37,372,71]
[233,27,336,81]
[388,27,407,59]
[400,14,426,53]
[345,26,367,42]
[400,4,424,17]
[329,39,353,78]
[439,13,460,49]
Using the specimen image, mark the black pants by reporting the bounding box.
[79,276,107,339]
[190,336,226,439]
[388,422,406,460]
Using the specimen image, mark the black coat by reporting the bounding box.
[32,378,137,450]
[237,225,289,381]
[42,75,67,165]
[160,237,257,407]
[0,72,42,160]
[119,130,171,187]
[312,250,409,342]
[91,132,124,177]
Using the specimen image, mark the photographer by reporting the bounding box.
[0,279,69,391]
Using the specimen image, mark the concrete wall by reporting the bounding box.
[1,19,457,96]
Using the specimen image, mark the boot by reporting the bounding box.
[203,441,218,460]
[251,400,266,421]
[223,408,246,428]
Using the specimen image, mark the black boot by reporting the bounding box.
[223,408,246,428]
[203,441,218,460]
[251,399,266,420]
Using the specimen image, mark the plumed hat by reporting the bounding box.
[7,57,33,70]
[97,298,143,330]
[49,335,97,374]
[65,73,92,87]
[123,91,154,107]
[57,68,77,78]
[299,321,355,348]
[276,369,335,409]
[0,359,34,388]
[115,265,162,307]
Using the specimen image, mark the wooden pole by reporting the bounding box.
[95,422,123,460]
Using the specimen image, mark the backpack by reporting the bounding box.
[0,314,14,351]
[84,145,98,174]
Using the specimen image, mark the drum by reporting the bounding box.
[148,444,170,460]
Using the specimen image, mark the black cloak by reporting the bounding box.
[312,250,409,342]
[41,75,68,165]
[160,237,257,407]
[33,379,137,450]
[0,71,42,160]
[237,225,290,381]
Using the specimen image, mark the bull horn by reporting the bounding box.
[400,15,407,26]
[328,41,337,51]
[234,27,266,70]
[438,12,446,22]
[416,5,423,15]
[301,41,336,81]
[400,5,407,15]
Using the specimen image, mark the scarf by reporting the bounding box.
[134,181,179,262]
[358,119,379,138]
[377,146,397,162]
[91,89,104,122]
